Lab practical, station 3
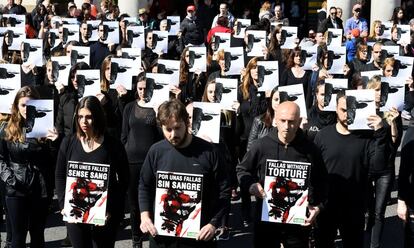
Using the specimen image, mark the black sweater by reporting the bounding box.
[139,136,230,228]
[120,101,162,164]
[399,126,414,208]
[304,105,336,141]
[314,124,389,205]
[237,129,327,212]
[55,135,129,216]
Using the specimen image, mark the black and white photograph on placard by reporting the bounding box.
[223,47,244,76]
[257,61,279,92]
[213,32,231,52]
[188,47,207,72]
[396,25,410,45]
[25,100,54,139]
[0,27,25,51]
[126,26,145,49]
[301,45,318,70]
[361,70,382,87]
[191,102,221,144]
[51,56,71,86]
[234,19,251,38]
[110,58,137,90]
[103,21,120,44]
[143,73,172,108]
[327,28,343,47]
[62,24,80,44]
[62,18,79,25]
[325,46,346,74]
[381,46,400,59]
[3,14,25,27]
[346,89,376,130]
[87,20,101,42]
[50,16,62,27]
[75,70,101,98]
[278,84,307,118]
[245,30,266,57]
[280,26,298,49]
[122,17,139,27]
[379,77,405,112]
[379,21,393,40]
[323,79,348,112]
[394,56,414,79]
[70,46,90,66]
[157,59,180,86]
[0,64,20,114]
[152,31,169,54]
[121,47,141,61]
[215,78,238,111]
[22,39,43,67]
[166,16,180,36]
[48,29,60,49]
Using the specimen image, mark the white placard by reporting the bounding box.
[167,16,180,36]
[152,31,168,54]
[326,46,346,74]
[127,26,145,49]
[110,58,138,90]
[87,20,101,42]
[379,77,405,112]
[245,30,266,57]
[143,73,172,108]
[323,78,348,111]
[62,24,80,44]
[51,56,71,86]
[327,28,342,47]
[26,100,54,138]
[213,32,231,52]
[234,19,251,38]
[280,26,298,49]
[76,70,101,98]
[157,59,180,86]
[3,14,25,27]
[257,61,279,92]
[22,39,43,67]
[103,21,120,44]
[223,47,245,76]
[70,46,90,66]
[0,64,20,114]
[188,47,207,73]
[192,102,221,143]
[278,84,307,118]
[215,78,238,111]
[346,89,376,130]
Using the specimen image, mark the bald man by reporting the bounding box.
[237,101,327,248]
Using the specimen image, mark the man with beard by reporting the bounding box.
[314,91,389,248]
[90,23,113,69]
[78,21,94,46]
[139,99,230,248]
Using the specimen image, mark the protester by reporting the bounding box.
[344,3,368,39]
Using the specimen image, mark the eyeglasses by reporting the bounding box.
[330,12,337,15]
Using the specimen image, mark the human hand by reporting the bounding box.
[367,115,383,131]
[197,223,216,241]
[249,183,266,199]
[398,199,408,222]
[46,128,59,141]
[304,205,320,226]
[140,211,157,237]
[116,84,127,96]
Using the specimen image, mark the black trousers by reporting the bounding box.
[254,221,310,248]
[128,163,144,242]
[6,195,49,248]
[149,235,217,248]
[66,214,121,248]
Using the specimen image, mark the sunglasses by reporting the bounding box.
[354,8,361,12]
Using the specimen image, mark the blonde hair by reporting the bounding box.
[369,20,382,39]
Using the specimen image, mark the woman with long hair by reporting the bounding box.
[121,72,161,247]
[0,86,56,248]
[348,43,370,74]
[366,75,402,248]
[390,7,407,25]
[368,20,384,42]
[55,96,129,248]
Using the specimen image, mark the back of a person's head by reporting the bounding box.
[217,16,228,27]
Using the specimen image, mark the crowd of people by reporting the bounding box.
[1,0,414,248]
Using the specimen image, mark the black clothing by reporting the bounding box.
[246,114,274,151]
[180,16,204,46]
[78,39,96,47]
[35,83,62,122]
[139,136,230,228]
[55,92,77,137]
[51,42,64,56]
[141,47,159,72]
[279,68,312,109]
[304,105,336,141]
[318,17,344,33]
[398,126,414,208]
[179,72,207,104]
[121,101,161,164]
[90,41,111,69]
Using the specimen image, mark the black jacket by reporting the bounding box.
[55,92,77,138]
[247,114,274,151]
[237,129,328,211]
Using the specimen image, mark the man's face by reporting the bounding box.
[274,6,282,19]
[336,97,348,127]
[219,4,227,15]
[315,32,325,45]
[372,44,382,63]
[160,22,168,31]
[353,4,362,18]
[80,23,88,38]
[330,8,337,20]
[146,32,153,49]
[98,25,106,41]
[316,85,325,109]
[162,117,189,147]
[275,104,300,143]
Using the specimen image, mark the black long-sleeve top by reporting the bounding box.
[55,134,129,216]
[120,101,162,164]
[237,129,328,213]
[280,68,312,109]
[90,41,111,69]
[139,136,231,228]
[314,125,389,205]
[398,126,414,208]
[237,84,268,140]
[304,105,337,141]
[55,92,77,138]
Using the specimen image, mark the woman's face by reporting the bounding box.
[185,50,190,64]
[375,24,382,36]
[4,33,11,46]
[294,53,301,66]
[18,96,30,119]
[206,83,216,103]
[359,47,368,61]
[78,107,93,134]
[105,63,111,81]
[66,44,73,56]
[250,64,258,80]
[271,91,280,111]
[374,85,381,106]
[46,63,53,82]
[137,80,146,100]
[316,85,325,110]
[276,32,282,43]
[323,54,329,69]
[398,10,404,20]
[219,57,225,72]
[392,29,398,41]
[72,71,78,89]
[384,65,394,77]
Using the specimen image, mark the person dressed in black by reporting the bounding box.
[79,21,95,47]
[55,96,129,248]
[314,91,389,248]
[318,6,344,33]
[121,73,162,248]
[90,23,113,70]
[237,101,327,248]
[179,5,204,47]
[139,99,230,248]
[0,86,56,248]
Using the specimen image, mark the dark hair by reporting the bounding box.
[329,6,337,12]
[157,99,189,127]
[134,72,146,99]
[82,3,91,11]
[67,62,91,93]
[75,96,106,140]
[262,86,279,127]
[390,7,405,24]
[286,47,302,68]
[217,16,228,27]
[336,90,346,104]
